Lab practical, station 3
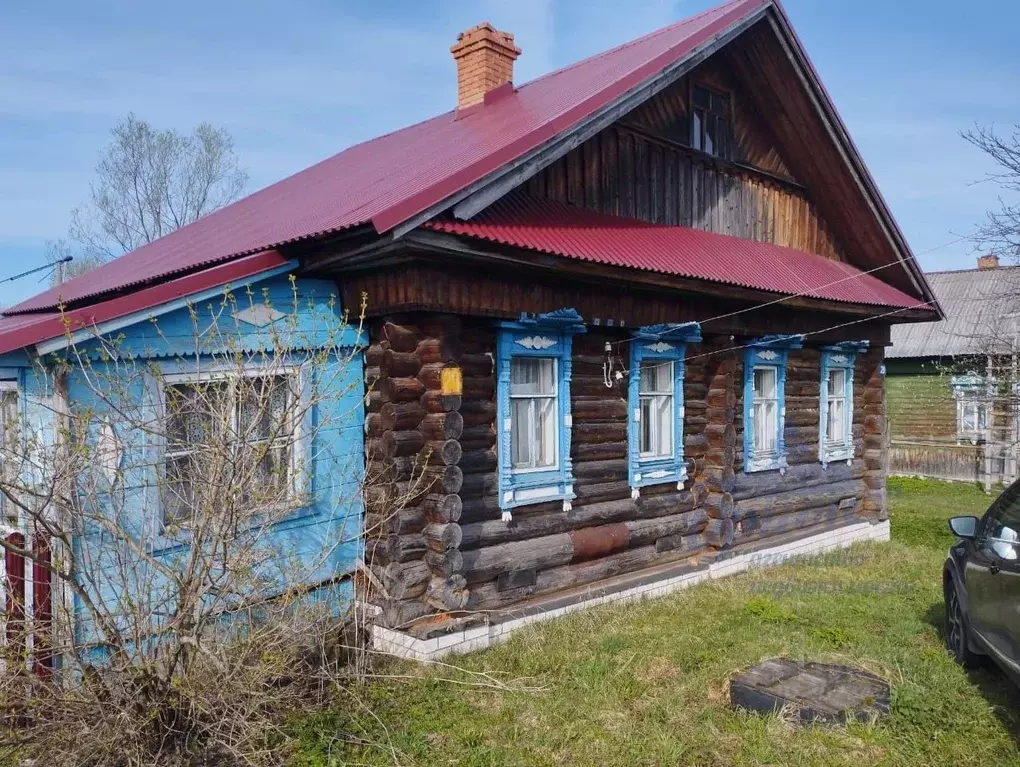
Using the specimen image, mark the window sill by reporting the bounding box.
[820,448,854,466]
[745,453,788,474]
[631,458,688,493]
[149,497,314,556]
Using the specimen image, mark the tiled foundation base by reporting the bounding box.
[371,518,891,661]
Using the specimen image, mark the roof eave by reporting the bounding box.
[766,1,943,320]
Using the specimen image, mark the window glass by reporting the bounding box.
[692,85,730,159]
[752,366,779,455]
[984,484,1020,560]
[509,358,558,471]
[639,360,674,458]
[164,374,296,524]
[825,368,848,447]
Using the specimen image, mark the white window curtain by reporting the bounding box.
[509,358,558,472]
[825,367,848,447]
[639,360,673,459]
[752,366,778,456]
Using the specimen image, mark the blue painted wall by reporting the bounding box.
[5,273,365,657]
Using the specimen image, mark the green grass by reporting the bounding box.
[294,478,1020,766]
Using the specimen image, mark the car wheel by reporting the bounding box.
[945,579,980,668]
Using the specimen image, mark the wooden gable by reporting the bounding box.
[523,29,851,266]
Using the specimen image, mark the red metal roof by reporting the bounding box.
[424,195,931,311]
[0,251,289,356]
[8,0,765,315]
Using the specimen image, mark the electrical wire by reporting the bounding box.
[599,233,964,354]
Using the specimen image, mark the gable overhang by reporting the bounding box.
[0,251,294,358]
[399,0,941,320]
[763,4,940,317]
[385,0,771,238]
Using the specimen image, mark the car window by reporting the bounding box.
[981,483,1020,560]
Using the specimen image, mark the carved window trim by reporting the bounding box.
[627,323,701,496]
[819,342,867,466]
[496,309,586,517]
[742,335,803,474]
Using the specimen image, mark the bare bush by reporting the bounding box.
[0,281,424,765]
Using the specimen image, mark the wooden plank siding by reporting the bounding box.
[526,124,845,263]
[522,49,848,265]
[343,265,897,344]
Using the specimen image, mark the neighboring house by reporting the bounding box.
[0,0,940,665]
[888,255,1020,487]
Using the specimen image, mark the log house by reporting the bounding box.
[0,0,942,659]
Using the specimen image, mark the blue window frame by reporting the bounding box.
[496,309,586,520]
[819,341,867,466]
[627,323,702,496]
[743,335,803,474]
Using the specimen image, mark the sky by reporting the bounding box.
[0,0,1017,307]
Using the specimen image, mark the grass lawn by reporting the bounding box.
[294,478,1020,766]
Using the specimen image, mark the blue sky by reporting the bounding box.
[0,0,1016,306]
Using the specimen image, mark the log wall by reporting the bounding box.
[365,317,888,624]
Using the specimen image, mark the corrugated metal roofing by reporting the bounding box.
[888,267,1020,358]
[8,0,763,316]
[0,251,288,356]
[425,195,929,310]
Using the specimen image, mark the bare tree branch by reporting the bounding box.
[58,114,248,282]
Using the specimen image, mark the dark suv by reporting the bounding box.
[944,480,1020,681]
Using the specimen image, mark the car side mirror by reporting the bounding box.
[948,516,979,539]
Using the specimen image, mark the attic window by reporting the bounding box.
[691,85,730,159]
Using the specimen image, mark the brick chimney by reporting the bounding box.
[451,23,521,111]
[978,254,1000,270]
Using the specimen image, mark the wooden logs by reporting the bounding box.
[656,532,706,555]
[568,523,630,562]
[424,522,463,552]
[460,425,496,450]
[382,321,421,353]
[384,430,425,458]
[459,400,496,426]
[422,493,462,523]
[382,561,430,601]
[574,422,628,444]
[706,423,736,448]
[387,534,428,563]
[704,517,735,548]
[420,391,461,413]
[732,479,861,522]
[417,337,463,365]
[425,439,462,466]
[419,412,464,441]
[383,377,426,403]
[425,549,464,579]
[426,575,469,611]
[732,460,863,500]
[426,465,464,495]
[624,508,709,546]
[383,598,433,628]
[458,449,497,473]
[705,492,734,519]
[383,349,422,377]
[380,402,425,431]
[461,534,574,584]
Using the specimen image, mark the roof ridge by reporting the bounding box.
[928,265,1020,275]
[518,0,755,90]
